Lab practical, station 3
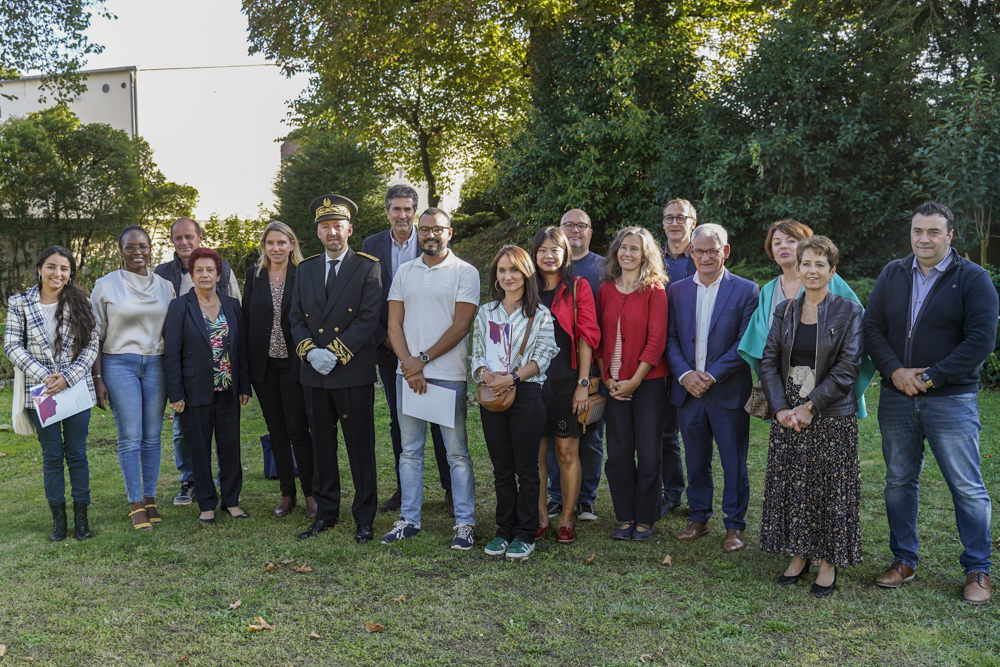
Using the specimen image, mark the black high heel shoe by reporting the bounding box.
[776,559,811,586]
[811,566,838,598]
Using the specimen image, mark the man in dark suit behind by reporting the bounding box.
[360,184,454,516]
[290,194,383,544]
[666,223,759,553]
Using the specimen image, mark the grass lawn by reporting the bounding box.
[0,383,998,666]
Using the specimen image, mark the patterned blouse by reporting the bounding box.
[204,311,232,391]
[268,279,288,358]
[471,302,559,385]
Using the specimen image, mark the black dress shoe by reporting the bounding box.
[661,495,681,516]
[298,519,337,540]
[355,524,374,544]
[776,560,811,586]
[811,566,838,598]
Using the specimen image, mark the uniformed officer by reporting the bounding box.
[289,194,382,543]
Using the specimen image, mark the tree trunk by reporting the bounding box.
[417,130,439,208]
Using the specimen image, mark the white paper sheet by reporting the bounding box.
[400,382,456,429]
[29,380,96,428]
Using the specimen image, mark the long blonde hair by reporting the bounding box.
[255,221,305,276]
[601,226,668,290]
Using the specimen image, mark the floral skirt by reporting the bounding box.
[759,377,862,567]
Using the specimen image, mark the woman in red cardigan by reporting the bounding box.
[531,227,601,544]
[595,226,670,541]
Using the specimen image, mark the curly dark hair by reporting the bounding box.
[36,246,95,361]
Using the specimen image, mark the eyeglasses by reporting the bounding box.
[663,215,692,225]
[691,246,722,258]
[417,226,449,236]
[123,244,150,253]
[561,222,591,232]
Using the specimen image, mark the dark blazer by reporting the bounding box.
[360,229,405,367]
[863,248,999,397]
[163,290,251,407]
[242,264,300,385]
[288,247,382,389]
[666,268,759,409]
[760,292,864,418]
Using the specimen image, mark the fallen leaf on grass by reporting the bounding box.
[265,562,279,571]
[294,561,313,573]
[309,632,321,640]
[0,645,5,657]
[393,594,405,603]
[584,554,596,565]
[546,576,552,581]
[179,657,189,663]
[249,617,275,631]
[229,600,242,610]
[661,555,673,566]
[0,452,7,457]
[281,559,294,565]
[364,622,384,633]
[22,658,33,663]
[640,654,653,663]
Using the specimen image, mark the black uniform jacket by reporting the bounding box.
[163,289,251,407]
[289,247,382,389]
[242,263,300,385]
[360,229,403,367]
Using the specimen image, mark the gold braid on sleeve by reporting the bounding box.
[327,338,353,364]
[296,338,317,361]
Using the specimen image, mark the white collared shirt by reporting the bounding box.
[390,226,419,278]
[324,251,345,283]
[679,270,724,383]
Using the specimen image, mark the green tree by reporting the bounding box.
[243,0,528,207]
[914,69,1000,266]
[1,0,112,101]
[274,133,385,257]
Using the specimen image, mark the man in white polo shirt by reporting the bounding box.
[382,208,480,550]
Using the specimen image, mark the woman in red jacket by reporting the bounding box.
[531,227,601,544]
[595,226,670,542]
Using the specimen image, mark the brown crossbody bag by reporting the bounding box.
[572,279,606,431]
[744,298,795,420]
[478,315,534,413]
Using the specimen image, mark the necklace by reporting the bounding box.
[198,296,220,307]
[268,269,285,284]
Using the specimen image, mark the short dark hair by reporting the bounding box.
[118,225,150,249]
[188,247,223,275]
[386,184,419,211]
[913,202,954,232]
[419,207,451,226]
[764,219,813,261]
[171,217,203,237]
[796,235,840,268]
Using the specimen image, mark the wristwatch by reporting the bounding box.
[418,352,430,364]
[512,374,521,387]
[807,402,819,417]
[577,378,591,387]
[920,372,934,388]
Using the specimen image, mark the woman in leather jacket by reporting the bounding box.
[758,236,865,598]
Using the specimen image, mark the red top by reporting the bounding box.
[594,281,669,383]
[547,277,601,370]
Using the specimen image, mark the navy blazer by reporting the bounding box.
[360,228,414,367]
[242,264,300,385]
[666,268,759,409]
[163,289,251,407]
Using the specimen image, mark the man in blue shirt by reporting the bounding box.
[660,199,697,516]
[544,209,604,522]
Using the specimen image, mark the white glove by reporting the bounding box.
[307,348,338,375]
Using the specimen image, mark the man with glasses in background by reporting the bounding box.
[541,209,605,523]
[666,223,759,553]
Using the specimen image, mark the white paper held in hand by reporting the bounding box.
[29,380,96,428]
[401,382,456,429]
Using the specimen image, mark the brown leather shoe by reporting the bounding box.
[676,521,708,541]
[963,572,991,605]
[305,496,318,520]
[377,488,402,513]
[874,561,915,588]
[273,496,295,518]
[722,529,746,552]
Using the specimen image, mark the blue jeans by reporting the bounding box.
[29,408,91,505]
[103,353,167,503]
[172,415,194,484]
[879,387,992,575]
[396,375,475,527]
[547,385,605,506]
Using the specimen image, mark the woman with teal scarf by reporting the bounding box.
[737,219,876,418]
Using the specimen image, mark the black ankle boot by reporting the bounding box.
[73,502,92,541]
[49,503,67,542]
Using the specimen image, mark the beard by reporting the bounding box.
[422,240,446,256]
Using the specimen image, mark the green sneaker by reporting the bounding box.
[505,540,536,560]
[484,537,508,556]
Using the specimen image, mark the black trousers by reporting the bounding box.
[605,377,667,525]
[179,390,242,512]
[253,357,314,498]
[661,384,686,501]
[378,363,452,492]
[480,383,544,544]
[303,384,378,527]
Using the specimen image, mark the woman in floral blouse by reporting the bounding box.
[163,248,251,525]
